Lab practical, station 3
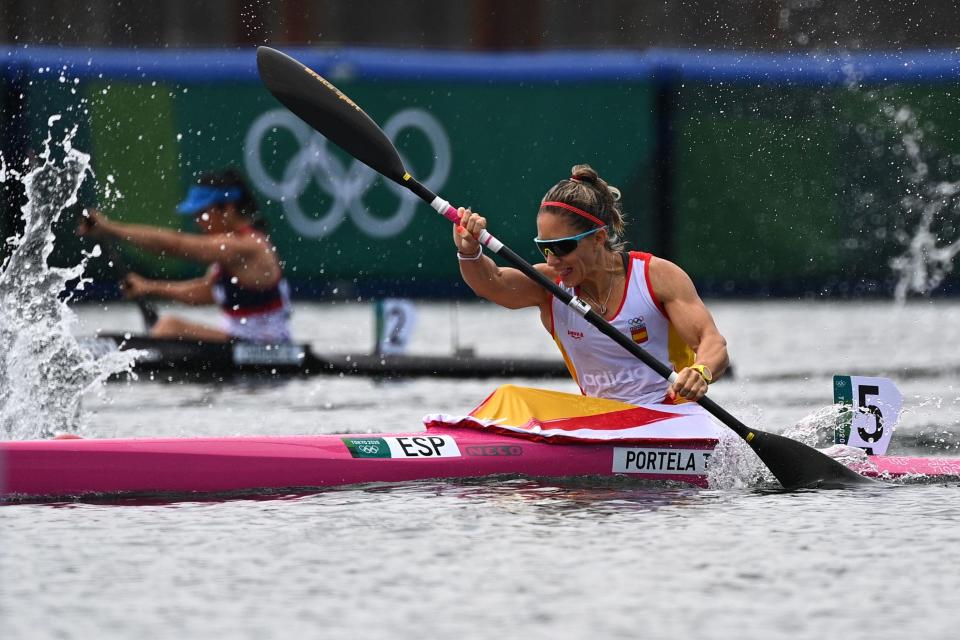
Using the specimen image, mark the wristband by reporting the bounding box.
[457,247,483,261]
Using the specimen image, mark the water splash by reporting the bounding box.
[835,58,960,300]
[781,404,843,448]
[0,128,137,439]
[706,405,856,490]
[883,105,960,301]
[705,434,773,490]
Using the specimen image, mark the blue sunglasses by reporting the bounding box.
[534,226,606,258]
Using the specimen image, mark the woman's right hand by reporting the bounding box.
[121,273,151,299]
[453,207,485,258]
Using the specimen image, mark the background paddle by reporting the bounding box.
[256,46,873,490]
[106,243,159,331]
[79,209,159,331]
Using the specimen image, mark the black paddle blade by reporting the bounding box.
[748,430,877,489]
[255,46,407,184]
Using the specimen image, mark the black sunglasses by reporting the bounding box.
[533,226,606,258]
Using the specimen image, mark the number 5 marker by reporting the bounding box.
[833,375,903,455]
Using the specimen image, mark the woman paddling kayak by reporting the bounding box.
[454,164,728,404]
[79,168,292,344]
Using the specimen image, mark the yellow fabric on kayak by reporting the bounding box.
[423,385,724,446]
[426,384,724,443]
[470,384,637,423]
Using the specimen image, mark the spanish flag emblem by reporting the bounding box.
[629,317,648,344]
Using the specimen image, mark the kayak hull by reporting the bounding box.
[1,429,714,500]
[2,429,958,501]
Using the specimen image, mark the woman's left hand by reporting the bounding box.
[77,208,111,238]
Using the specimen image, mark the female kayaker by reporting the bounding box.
[79,168,292,344]
[454,163,728,404]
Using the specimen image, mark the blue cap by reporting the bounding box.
[176,185,243,216]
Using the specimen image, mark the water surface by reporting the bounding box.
[2,300,959,639]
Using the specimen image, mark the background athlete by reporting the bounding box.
[79,168,292,344]
[453,163,728,404]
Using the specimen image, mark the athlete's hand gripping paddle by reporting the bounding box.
[255,46,874,490]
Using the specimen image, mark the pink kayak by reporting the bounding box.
[1,428,958,501]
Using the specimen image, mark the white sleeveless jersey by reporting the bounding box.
[549,251,695,405]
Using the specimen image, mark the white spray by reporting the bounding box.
[883,105,960,301]
[0,127,137,439]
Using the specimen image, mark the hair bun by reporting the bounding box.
[570,164,600,186]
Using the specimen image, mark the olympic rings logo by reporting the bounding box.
[356,444,383,455]
[243,108,451,240]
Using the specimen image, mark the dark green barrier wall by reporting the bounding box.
[673,83,960,295]
[176,81,655,295]
[12,72,655,296]
[4,48,960,298]
[675,85,845,291]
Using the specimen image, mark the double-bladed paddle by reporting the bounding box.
[255,46,873,489]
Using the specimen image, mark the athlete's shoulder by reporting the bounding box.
[647,254,689,278]
[647,256,696,302]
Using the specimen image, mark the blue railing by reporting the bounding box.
[3,45,959,84]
